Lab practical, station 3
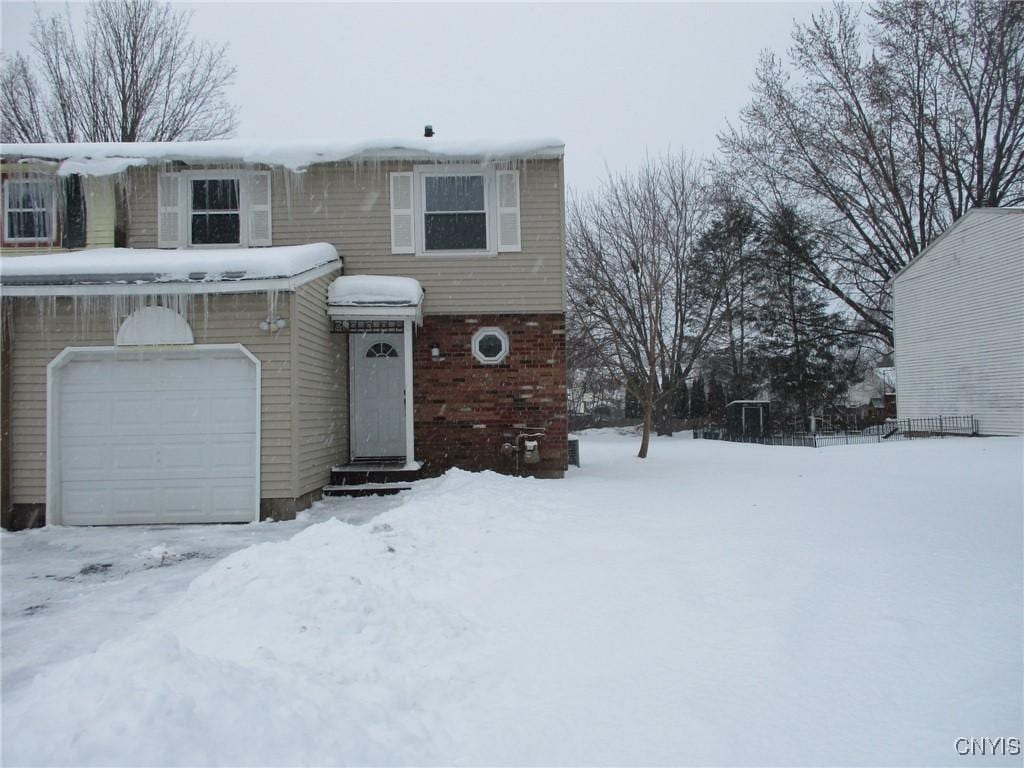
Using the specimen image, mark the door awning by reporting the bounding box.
[327,275,424,327]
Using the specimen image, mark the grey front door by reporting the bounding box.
[351,333,405,458]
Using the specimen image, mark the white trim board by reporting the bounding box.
[327,303,423,326]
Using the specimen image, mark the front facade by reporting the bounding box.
[0,139,568,528]
[892,207,1023,436]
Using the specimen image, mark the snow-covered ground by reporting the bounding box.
[3,431,1021,766]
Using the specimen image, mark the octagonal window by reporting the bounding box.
[472,327,509,365]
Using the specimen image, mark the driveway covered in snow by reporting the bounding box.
[3,431,1021,766]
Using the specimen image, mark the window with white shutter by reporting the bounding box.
[496,170,521,252]
[160,170,272,248]
[408,164,510,256]
[390,172,415,254]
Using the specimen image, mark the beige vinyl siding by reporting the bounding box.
[0,167,116,255]
[893,209,1024,436]
[7,291,295,503]
[84,176,116,248]
[292,271,348,495]
[125,159,566,314]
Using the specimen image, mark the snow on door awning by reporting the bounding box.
[0,243,342,296]
[327,275,424,330]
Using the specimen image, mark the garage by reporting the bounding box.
[48,345,260,526]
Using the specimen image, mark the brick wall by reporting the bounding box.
[414,313,567,477]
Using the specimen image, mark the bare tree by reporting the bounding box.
[1,0,237,143]
[0,53,48,143]
[567,152,723,458]
[720,0,1024,346]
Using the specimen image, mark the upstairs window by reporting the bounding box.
[190,178,240,245]
[423,174,487,252]
[157,171,271,249]
[3,178,56,244]
[389,165,521,256]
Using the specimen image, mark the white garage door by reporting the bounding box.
[54,347,259,525]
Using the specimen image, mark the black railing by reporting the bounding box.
[694,415,978,448]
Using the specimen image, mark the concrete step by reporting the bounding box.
[322,483,413,498]
[330,461,424,486]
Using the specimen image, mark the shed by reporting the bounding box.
[892,207,1023,436]
[726,400,770,438]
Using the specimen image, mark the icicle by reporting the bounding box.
[202,293,210,340]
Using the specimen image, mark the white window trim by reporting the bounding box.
[414,164,496,258]
[3,177,57,245]
[183,170,249,249]
[472,326,510,365]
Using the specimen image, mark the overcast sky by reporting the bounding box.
[2,2,825,192]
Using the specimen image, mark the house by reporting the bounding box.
[0,138,568,529]
[892,207,1023,436]
[844,367,895,427]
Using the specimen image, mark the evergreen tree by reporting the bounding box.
[708,378,728,421]
[698,199,762,401]
[754,205,854,423]
[689,375,707,420]
[674,378,689,420]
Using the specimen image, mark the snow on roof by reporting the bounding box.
[0,242,340,286]
[328,275,423,307]
[0,137,566,176]
[846,367,896,407]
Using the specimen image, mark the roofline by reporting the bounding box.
[0,259,342,297]
[0,139,566,176]
[891,207,1024,284]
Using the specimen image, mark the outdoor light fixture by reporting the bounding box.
[259,316,287,332]
[430,343,441,358]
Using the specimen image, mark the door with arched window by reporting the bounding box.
[350,334,405,458]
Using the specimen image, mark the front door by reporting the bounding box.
[351,333,406,459]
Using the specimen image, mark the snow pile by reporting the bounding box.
[0,242,340,285]
[0,137,566,176]
[3,436,1022,766]
[328,275,423,306]
[3,515,478,765]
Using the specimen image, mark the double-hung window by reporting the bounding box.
[390,164,521,256]
[423,173,488,252]
[190,178,241,245]
[3,177,56,244]
[157,170,272,249]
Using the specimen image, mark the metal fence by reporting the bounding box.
[694,415,978,448]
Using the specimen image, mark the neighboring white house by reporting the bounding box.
[892,207,1023,436]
